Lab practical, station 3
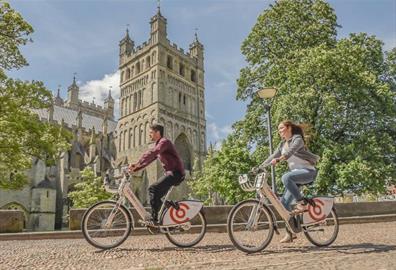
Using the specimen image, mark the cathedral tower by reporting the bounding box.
[116,7,206,203]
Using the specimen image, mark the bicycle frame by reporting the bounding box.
[247,172,333,234]
[105,169,175,228]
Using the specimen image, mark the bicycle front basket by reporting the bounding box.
[238,172,267,192]
[238,174,255,192]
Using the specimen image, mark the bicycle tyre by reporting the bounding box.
[82,200,132,249]
[303,207,339,247]
[165,209,207,248]
[227,199,274,253]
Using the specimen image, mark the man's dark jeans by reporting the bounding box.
[148,171,184,221]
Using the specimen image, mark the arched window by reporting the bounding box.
[136,62,140,74]
[128,128,133,149]
[133,93,137,111]
[121,71,124,83]
[141,89,144,108]
[179,63,185,76]
[139,124,143,145]
[167,55,173,70]
[138,91,142,109]
[134,126,138,147]
[130,96,133,114]
[146,56,150,69]
[191,70,196,82]
[175,133,192,171]
[126,68,131,80]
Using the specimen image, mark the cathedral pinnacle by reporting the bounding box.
[56,86,61,98]
[157,0,161,15]
[72,73,77,86]
[194,28,199,42]
[90,126,96,144]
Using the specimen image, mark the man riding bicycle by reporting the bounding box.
[128,124,185,225]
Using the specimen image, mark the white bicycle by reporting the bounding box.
[227,167,339,253]
[81,167,207,249]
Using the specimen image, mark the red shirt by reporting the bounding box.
[135,137,185,176]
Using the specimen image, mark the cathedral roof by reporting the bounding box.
[34,105,117,134]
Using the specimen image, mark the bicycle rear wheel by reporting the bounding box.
[303,207,339,247]
[82,201,132,249]
[164,210,207,248]
[227,199,274,253]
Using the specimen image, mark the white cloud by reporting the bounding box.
[79,71,120,119]
[205,111,214,120]
[207,122,233,150]
[383,36,396,51]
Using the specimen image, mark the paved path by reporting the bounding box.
[0,222,395,270]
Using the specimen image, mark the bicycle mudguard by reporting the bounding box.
[302,197,334,224]
[161,200,203,225]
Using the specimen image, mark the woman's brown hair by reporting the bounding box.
[281,120,307,144]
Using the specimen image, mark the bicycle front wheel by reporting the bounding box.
[227,199,274,253]
[82,201,132,249]
[303,207,339,247]
[165,210,207,248]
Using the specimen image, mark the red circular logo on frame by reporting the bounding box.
[169,202,191,224]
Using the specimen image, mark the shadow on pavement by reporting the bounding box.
[93,242,396,257]
[246,242,396,256]
[94,244,235,254]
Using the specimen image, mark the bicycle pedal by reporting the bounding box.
[138,219,148,226]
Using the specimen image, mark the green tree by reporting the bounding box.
[194,0,396,201]
[0,2,71,189]
[68,168,112,208]
[190,135,257,205]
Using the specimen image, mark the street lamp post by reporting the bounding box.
[257,87,277,194]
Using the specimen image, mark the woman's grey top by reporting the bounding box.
[260,134,320,169]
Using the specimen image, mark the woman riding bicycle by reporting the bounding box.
[257,120,320,243]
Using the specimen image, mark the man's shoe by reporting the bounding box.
[280,233,297,243]
[147,216,160,227]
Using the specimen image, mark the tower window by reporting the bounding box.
[183,95,186,105]
[191,70,196,82]
[167,55,173,70]
[146,56,151,69]
[126,68,131,80]
[179,63,185,76]
[136,62,140,74]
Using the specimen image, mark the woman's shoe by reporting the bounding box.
[291,200,309,215]
[280,233,297,243]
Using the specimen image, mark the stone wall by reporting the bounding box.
[0,210,24,233]
[69,201,396,230]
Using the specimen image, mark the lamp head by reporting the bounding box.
[257,87,277,99]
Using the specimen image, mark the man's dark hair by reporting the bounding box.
[150,124,164,137]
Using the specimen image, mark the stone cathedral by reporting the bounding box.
[115,7,206,203]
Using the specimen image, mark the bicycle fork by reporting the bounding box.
[246,203,261,231]
[104,198,124,229]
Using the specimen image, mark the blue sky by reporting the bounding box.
[7,0,396,147]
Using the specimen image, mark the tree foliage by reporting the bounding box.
[192,0,396,202]
[68,168,112,208]
[0,2,71,189]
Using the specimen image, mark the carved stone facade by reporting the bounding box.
[116,8,206,203]
[0,78,117,231]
